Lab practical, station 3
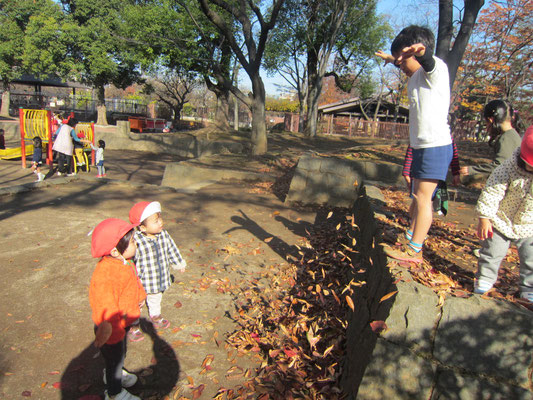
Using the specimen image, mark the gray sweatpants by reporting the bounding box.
[476,229,533,296]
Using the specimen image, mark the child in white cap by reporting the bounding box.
[128,201,186,340]
[474,125,533,300]
[89,218,146,400]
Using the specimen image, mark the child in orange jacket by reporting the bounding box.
[89,218,146,400]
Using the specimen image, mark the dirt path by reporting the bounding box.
[0,168,321,399]
[0,134,496,399]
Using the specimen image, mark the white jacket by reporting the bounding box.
[476,148,533,239]
[52,124,74,156]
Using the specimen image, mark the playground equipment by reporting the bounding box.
[73,122,95,174]
[18,109,53,168]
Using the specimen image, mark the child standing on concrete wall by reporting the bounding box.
[474,126,533,300]
[376,25,454,263]
[127,201,186,341]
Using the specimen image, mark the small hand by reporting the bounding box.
[375,50,395,65]
[94,321,112,348]
[477,218,493,241]
[397,43,426,63]
[403,174,412,191]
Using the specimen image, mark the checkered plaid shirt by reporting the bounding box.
[133,229,186,294]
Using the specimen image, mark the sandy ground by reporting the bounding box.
[0,151,319,399]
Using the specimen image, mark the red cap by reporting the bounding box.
[129,201,161,225]
[91,218,135,258]
[521,125,533,167]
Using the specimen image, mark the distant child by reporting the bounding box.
[473,125,533,301]
[127,201,186,341]
[0,128,5,149]
[89,218,146,400]
[31,137,44,182]
[376,25,454,263]
[461,99,522,178]
[89,139,106,178]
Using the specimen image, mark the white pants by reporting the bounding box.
[146,292,163,318]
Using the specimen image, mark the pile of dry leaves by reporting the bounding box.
[217,212,361,399]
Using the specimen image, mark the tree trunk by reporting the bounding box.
[215,90,230,128]
[250,74,267,155]
[96,85,108,126]
[0,89,10,118]
[304,67,322,138]
[437,0,485,88]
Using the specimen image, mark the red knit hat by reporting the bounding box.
[129,201,161,226]
[91,218,135,258]
[521,125,533,167]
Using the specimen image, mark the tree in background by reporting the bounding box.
[61,0,143,125]
[436,0,485,88]
[452,0,532,126]
[194,0,285,155]
[265,0,389,137]
[0,0,67,116]
[144,69,200,126]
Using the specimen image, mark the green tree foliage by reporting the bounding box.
[60,0,143,124]
[264,0,390,136]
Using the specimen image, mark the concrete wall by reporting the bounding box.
[285,152,403,207]
[341,184,533,399]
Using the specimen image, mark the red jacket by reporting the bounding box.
[89,257,146,344]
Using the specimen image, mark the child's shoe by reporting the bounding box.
[37,173,44,181]
[57,171,62,176]
[473,279,493,294]
[383,244,423,263]
[103,368,138,388]
[127,327,144,342]
[67,172,76,177]
[150,315,170,329]
[96,174,102,178]
[104,388,140,400]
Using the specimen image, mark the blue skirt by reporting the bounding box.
[411,144,453,181]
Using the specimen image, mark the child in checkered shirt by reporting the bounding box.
[127,201,187,341]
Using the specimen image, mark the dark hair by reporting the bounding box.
[67,117,78,128]
[391,25,435,55]
[33,136,42,148]
[115,228,134,254]
[484,99,524,136]
[98,139,106,149]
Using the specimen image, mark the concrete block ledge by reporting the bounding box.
[340,184,533,399]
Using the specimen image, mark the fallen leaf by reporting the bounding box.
[345,295,355,311]
[380,291,398,303]
[264,237,273,243]
[52,382,61,389]
[327,211,333,219]
[174,301,183,308]
[192,384,205,399]
[21,391,31,397]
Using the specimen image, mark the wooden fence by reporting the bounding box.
[318,114,410,139]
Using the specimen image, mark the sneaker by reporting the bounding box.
[96,174,102,178]
[67,172,76,177]
[473,279,493,294]
[127,328,144,342]
[383,244,423,263]
[150,315,170,329]
[520,292,533,302]
[37,173,44,182]
[57,171,62,176]
[104,388,140,400]
[102,173,107,177]
[103,368,138,388]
